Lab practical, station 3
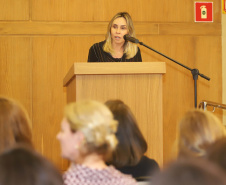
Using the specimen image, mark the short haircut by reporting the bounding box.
[0,96,33,153]
[0,145,63,185]
[178,109,226,158]
[105,99,147,167]
[64,100,118,159]
[152,158,226,185]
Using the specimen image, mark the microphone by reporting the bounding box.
[123,34,140,44]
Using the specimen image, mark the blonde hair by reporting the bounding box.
[0,96,33,153]
[64,100,118,157]
[178,109,226,158]
[103,12,138,59]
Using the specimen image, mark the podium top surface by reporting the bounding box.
[63,62,166,86]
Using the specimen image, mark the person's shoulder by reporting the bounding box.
[89,41,105,54]
[141,156,158,165]
[91,40,105,48]
[107,166,137,184]
[139,156,160,174]
[99,40,105,45]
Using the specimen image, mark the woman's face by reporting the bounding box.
[111,17,128,45]
[56,118,81,161]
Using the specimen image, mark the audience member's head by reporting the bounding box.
[0,96,33,153]
[57,100,118,163]
[105,99,147,167]
[178,109,226,158]
[152,158,226,185]
[206,137,226,173]
[0,145,63,185]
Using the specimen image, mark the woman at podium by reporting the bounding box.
[88,12,142,62]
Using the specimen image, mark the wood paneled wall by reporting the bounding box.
[0,0,222,169]
[223,14,226,125]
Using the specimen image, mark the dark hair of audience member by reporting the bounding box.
[152,158,226,185]
[105,99,147,167]
[0,96,33,153]
[206,137,226,173]
[0,145,63,185]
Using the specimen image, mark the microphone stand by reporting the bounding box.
[138,41,210,108]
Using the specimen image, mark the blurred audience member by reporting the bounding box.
[0,96,33,153]
[0,145,63,185]
[152,158,226,185]
[177,109,226,158]
[57,100,136,185]
[105,100,159,181]
[206,137,226,172]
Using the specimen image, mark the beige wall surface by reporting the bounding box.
[0,0,223,169]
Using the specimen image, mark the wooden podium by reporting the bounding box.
[63,62,166,165]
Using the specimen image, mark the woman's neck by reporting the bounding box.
[73,153,107,170]
[111,42,124,58]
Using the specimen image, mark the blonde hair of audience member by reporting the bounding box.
[57,100,118,168]
[103,12,138,59]
[0,96,33,153]
[178,109,226,158]
[0,145,63,185]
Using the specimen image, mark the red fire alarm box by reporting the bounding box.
[223,0,226,14]
[195,2,213,22]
